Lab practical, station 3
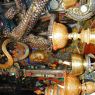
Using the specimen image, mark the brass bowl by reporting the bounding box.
[64,74,81,95]
[52,22,68,50]
[70,54,86,76]
[45,73,95,95]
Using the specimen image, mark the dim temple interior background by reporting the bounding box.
[0,0,95,95]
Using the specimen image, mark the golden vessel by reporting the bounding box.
[64,74,81,95]
[45,83,64,95]
[70,54,87,76]
[51,22,95,50]
[51,22,68,50]
[29,50,48,63]
[45,74,95,95]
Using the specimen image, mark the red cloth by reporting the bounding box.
[37,77,60,83]
[84,44,95,54]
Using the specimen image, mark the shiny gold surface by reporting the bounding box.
[45,73,95,95]
[70,54,86,76]
[45,74,81,95]
[63,0,77,9]
[29,50,48,63]
[51,22,95,50]
[90,29,95,44]
[69,28,95,45]
[82,82,95,94]
[45,83,64,95]
[64,74,81,95]
[0,39,13,69]
[81,28,95,44]
[52,22,68,50]
[64,75,81,95]
[65,73,95,95]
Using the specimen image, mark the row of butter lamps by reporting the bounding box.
[45,22,95,95]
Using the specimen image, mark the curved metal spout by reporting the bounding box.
[0,39,13,69]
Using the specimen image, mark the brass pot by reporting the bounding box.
[64,74,81,95]
[70,54,87,76]
[45,73,95,95]
[45,74,81,95]
[64,74,95,95]
[52,22,68,50]
[51,22,95,50]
